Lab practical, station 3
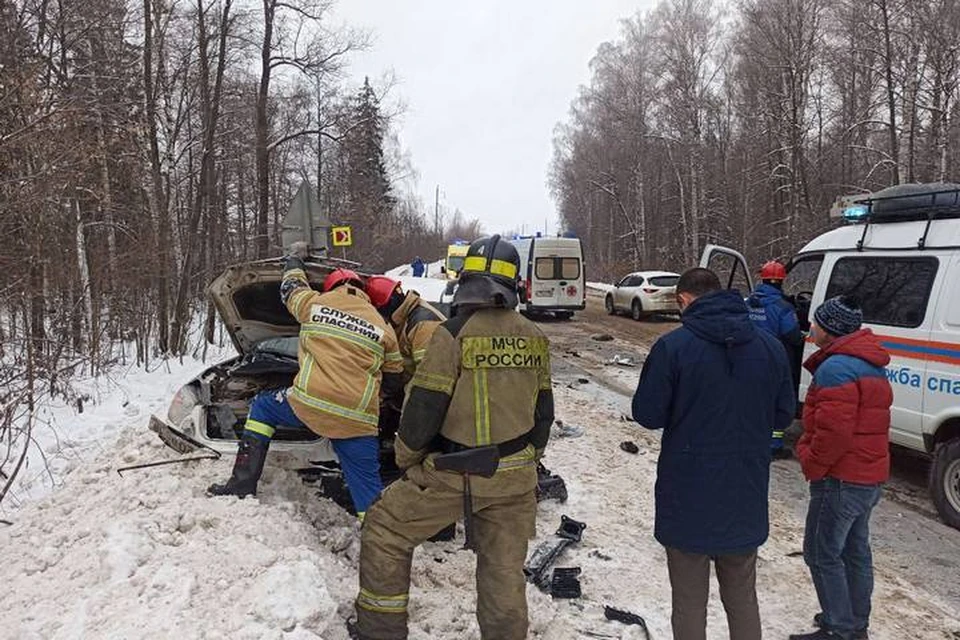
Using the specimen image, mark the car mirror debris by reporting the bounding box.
[553,420,585,438]
[605,354,637,367]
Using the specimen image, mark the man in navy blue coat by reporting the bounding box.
[632,268,795,640]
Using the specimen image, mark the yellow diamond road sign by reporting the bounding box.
[332,226,352,247]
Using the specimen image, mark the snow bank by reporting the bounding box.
[394,276,449,304]
[0,427,353,639]
[586,282,614,293]
[3,345,234,513]
[385,259,445,279]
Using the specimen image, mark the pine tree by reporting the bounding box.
[343,77,395,269]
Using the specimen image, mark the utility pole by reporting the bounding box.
[315,75,322,204]
[434,185,440,236]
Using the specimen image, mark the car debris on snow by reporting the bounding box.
[553,420,585,438]
[619,440,640,454]
[605,354,637,367]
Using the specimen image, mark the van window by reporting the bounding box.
[649,275,679,287]
[536,257,581,280]
[784,255,824,298]
[535,258,556,279]
[447,256,465,273]
[705,250,751,293]
[825,257,939,328]
[560,258,581,279]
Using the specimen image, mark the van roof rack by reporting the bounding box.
[830,183,960,250]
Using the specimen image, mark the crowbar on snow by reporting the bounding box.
[116,415,223,476]
[117,451,220,476]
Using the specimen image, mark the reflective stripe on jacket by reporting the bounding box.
[284,267,403,438]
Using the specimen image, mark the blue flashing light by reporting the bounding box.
[842,205,869,221]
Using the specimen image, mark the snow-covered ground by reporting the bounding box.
[2,374,957,639]
[586,282,614,293]
[385,259,445,279]
[385,259,450,305]
[2,344,234,514]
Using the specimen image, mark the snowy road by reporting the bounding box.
[1,295,958,639]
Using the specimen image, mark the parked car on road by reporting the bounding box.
[604,271,680,320]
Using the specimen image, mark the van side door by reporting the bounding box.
[920,252,960,450]
[699,245,754,293]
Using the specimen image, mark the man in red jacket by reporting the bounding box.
[790,296,892,640]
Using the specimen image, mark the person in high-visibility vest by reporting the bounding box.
[209,249,404,520]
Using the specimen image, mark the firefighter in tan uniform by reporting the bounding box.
[364,276,445,388]
[351,236,555,640]
[209,254,404,520]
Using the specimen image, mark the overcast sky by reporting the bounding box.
[330,0,648,238]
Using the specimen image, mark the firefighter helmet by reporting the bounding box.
[452,235,521,309]
[759,261,787,281]
[365,275,402,309]
[322,268,362,292]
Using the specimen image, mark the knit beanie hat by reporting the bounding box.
[814,295,863,337]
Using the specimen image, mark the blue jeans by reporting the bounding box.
[803,478,882,638]
[248,389,383,515]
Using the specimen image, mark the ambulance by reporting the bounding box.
[508,234,586,319]
[702,182,960,530]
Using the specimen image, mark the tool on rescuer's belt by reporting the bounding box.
[432,446,500,551]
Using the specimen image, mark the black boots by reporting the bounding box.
[208,432,270,497]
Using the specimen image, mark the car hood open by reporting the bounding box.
[208,259,339,355]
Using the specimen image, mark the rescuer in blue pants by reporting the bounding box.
[212,388,382,517]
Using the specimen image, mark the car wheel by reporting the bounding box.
[931,437,960,530]
[631,299,643,321]
[605,295,615,315]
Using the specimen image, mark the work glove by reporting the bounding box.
[290,241,309,258]
[283,241,309,272]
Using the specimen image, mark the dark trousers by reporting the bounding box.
[803,478,881,636]
[665,547,761,640]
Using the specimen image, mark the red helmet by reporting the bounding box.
[365,275,402,309]
[759,261,787,281]
[322,268,362,292]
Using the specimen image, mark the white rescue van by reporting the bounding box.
[509,235,586,319]
[702,183,960,530]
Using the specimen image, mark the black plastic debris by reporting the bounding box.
[550,567,582,599]
[619,441,640,454]
[536,463,569,503]
[604,606,651,639]
[524,515,587,589]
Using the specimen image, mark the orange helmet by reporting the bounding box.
[365,276,402,309]
[322,268,362,292]
[759,261,787,281]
